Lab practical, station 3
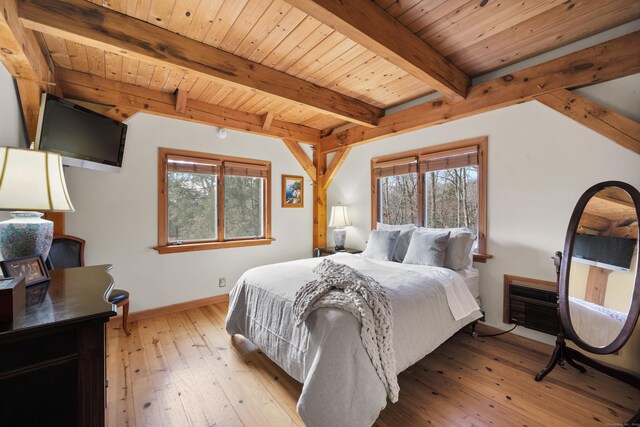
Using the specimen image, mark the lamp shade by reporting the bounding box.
[328,205,351,228]
[0,147,74,212]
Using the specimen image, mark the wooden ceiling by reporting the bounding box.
[579,187,638,239]
[27,0,640,132]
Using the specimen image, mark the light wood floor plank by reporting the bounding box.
[106,303,640,426]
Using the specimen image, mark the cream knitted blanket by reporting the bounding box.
[293,259,399,402]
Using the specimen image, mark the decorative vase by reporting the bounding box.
[0,211,53,260]
[334,228,346,250]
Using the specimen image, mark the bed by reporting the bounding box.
[225,252,482,427]
[568,296,627,347]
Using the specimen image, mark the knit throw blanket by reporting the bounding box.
[293,259,399,402]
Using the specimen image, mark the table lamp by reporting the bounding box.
[0,147,75,261]
[328,205,351,251]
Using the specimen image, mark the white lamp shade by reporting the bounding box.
[0,147,75,212]
[328,205,351,228]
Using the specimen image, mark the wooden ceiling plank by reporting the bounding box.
[246,6,307,63]
[536,89,640,155]
[161,69,186,93]
[121,56,139,84]
[148,64,171,92]
[127,0,152,21]
[167,0,201,36]
[451,0,640,76]
[133,61,155,88]
[20,0,383,127]
[104,51,123,81]
[273,22,334,71]
[292,36,358,81]
[103,105,138,122]
[42,34,72,69]
[422,0,565,58]
[147,0,176,30]
[396,0,448,27]
[404,0,465,33]
[218,0,272,53]
[183,0,223,42]
[287,0,470,100]
[201,0,248,48]
[233,0,294,59]
[262,16,324,69]
[86,45,106,78]
[282,139,316,181]
[320,31,640,153]
[56,68,321,143]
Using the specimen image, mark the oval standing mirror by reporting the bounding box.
[560,181,640,354]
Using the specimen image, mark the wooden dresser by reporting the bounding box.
[0,265,116,427]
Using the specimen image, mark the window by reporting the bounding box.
[371,137,489,260]
[158,148,271,253]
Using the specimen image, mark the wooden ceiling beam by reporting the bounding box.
[18,0,383,127]
[0,0,53,141]
[536,89,640,155]
[103,106,138,123]
[287,0,469,101]
[321,147,351,191]
[175,89,188,114]
[282,139,316,181]
[56,69,322,144]
[262,112,275,131]
[320,31,640,153]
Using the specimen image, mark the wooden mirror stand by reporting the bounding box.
[535,181,640,425]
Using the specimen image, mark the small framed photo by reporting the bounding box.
[282,175,304,208]
[0,255,50,287]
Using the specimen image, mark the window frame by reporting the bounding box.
[371,137,491,262]
[157,147,272,254]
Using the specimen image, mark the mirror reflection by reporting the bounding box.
[568,187,638,348]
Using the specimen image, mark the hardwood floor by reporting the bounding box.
[106,302,639,426]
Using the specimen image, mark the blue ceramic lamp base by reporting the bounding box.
[333,228,346,251]
[0,211,53,261]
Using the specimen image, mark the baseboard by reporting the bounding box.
[111,294,230,323]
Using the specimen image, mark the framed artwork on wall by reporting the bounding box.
[282,175,304,208]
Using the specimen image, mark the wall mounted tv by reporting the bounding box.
[35,94,127,172]
[572,233,637,272]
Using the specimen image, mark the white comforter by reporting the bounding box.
[225,253,482,427]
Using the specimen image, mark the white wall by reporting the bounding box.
[62,114,313,311]
[0,64,27,148]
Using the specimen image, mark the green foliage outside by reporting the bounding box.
[168,172,264,242]
[224,175,264,239]
[380,166,478,234]
[168,171,217,242]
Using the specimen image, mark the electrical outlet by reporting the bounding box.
[218,277,226,288]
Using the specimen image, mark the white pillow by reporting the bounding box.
[376,222,417,262]
[361,229,401,261]
[423,227,475,271]
[403,229,450,267]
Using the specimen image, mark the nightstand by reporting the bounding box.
[313,247,362,257]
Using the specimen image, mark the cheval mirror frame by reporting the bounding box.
[536,181,640,424]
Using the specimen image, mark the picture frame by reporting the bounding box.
[0,255,50,287]
[282,175,304,208]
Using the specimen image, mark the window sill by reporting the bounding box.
[156,238,273,254]
[473,253,493,263]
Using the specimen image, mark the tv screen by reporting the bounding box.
[572,233,637,272]
[35,94,127,172]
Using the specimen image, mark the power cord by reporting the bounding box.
[473,324,518,338]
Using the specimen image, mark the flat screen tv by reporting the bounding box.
[35,94,127,172]
[572,233,637,272]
